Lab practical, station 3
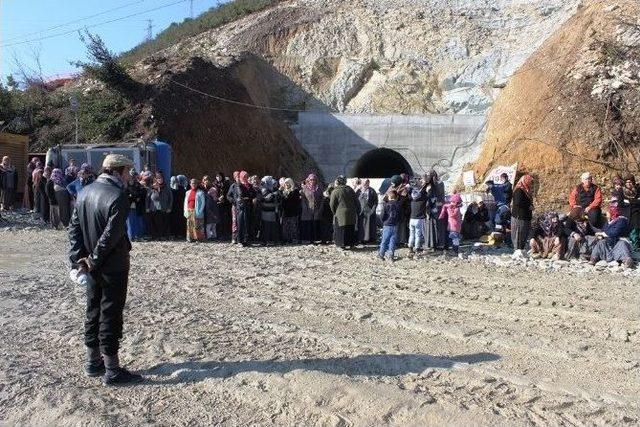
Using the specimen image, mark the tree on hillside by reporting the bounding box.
[74,30,144,100]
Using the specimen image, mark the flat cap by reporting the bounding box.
[102,154,134,169]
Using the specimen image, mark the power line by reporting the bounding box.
[170,79,309,112]
[2,0,149,44]
[0,0,191,48]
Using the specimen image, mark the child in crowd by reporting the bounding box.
[439,193,463,254]
[379,190,401,261]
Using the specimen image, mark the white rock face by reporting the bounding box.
[157,0,581,114]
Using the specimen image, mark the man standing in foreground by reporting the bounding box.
[68,154,143,385]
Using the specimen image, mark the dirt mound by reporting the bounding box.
[472,0,640,209]
[145,56,319,181]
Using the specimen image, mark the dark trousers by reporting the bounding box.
[147,211,169,239]
[85,271,129,356]
[237,207,251,244]
[586,207,602,229]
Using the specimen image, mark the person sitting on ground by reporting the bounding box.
[619,174,640,250]
[439,193,463,254]
[378,189,401,262]
[184,178,206,243]
[562,207,597,260]
[589,203,635,268]
[569,172,603,228]
[462,196,490,240]
[529,211,565,260]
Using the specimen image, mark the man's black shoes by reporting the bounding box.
[103,367,144,386]
[84,360,106,377]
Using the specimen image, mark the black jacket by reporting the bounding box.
[281,188,301,217]
[68,174,131,274]
[409,186,428,219]
[511,188,533,221]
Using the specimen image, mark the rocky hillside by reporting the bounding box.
[472,0,640,208]
[138,0,580,115]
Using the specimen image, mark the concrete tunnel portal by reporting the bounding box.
[350,148,413,178]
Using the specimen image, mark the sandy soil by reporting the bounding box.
[0,213,638,426]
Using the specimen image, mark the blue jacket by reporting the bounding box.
[184,189,206,219]
[382,200,401,227]
[603,216,629,245]
[66,177,94,198]
[490,182,513,206]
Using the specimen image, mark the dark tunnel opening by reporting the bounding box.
[350,148,413,178]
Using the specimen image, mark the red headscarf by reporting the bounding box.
[239,171,249,187]
[609,204,620,220]
[305,173,319,192]
[515,174,533,196]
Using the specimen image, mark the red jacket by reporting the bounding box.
[569,184,602,210]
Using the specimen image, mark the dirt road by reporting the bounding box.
[1,219,638,425]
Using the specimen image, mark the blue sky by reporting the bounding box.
[0,0,222,83]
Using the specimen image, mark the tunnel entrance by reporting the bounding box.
[350,148,413,178]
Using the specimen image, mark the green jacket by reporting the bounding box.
[330,184,360,226]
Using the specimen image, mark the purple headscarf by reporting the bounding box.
[51,168,64,186]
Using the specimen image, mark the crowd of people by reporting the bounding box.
[1,153,639,269]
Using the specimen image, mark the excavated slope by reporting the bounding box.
[472,0,640,208]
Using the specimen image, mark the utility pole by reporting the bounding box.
[189,0,194,18]
[70,95,79,144]
[145,19,153,41]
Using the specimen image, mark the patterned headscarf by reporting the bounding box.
[609,204,621,220]
[51,168,64,186]
[335,175,347,186]
[515,174,533,197]
[305,173,319,191]
[80,163,92,174]
[540,211,559,236]
[283,178,295,196]
[170,176,178,190]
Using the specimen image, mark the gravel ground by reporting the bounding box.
[0,211,638,426]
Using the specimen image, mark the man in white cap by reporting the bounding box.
[569,172,603,228]
[68,153,143,385]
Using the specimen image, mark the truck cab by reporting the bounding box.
[45,139,171,178]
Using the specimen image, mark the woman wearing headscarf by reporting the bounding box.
[0,156,18,211]
[428,170,447,250]
[227,171,241,243]
[529,211,565,260]
[562,207,597,260]
[64,158,78,185]
[300,173,324,244]
[215,172,232,240]
[168,175,187,240]
[38,166,52,224]
[145,171,173,239]
[229,171,257,246]
[125,169,147,240]
[45,168,65,229]
[280,178,301,244]
[55,168,71,227]
[321,183,335,244]
[330,175,360,249]
[619,174,640,250]
[25,157,39,211]
[32,164,43,218]
[249,175,262,240]
[184,178,206,242]
[259,176,281,245]
[589,204,634,268]
[511,174,535,259]
[202,175,220,241]
[356,179,379,244]
[423,173,440,251]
